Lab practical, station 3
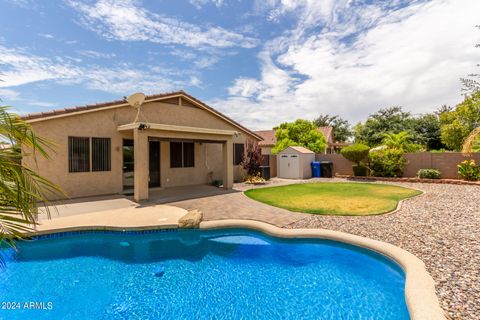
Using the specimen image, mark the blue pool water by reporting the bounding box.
[0,229,409,320]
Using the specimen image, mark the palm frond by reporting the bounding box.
[462,127,480,156]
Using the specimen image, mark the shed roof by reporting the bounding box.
[278,146,315,154]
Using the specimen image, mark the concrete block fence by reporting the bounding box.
[315,152,480,179]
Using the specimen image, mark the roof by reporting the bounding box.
[279,146,314,154]
[317,126,334,144]
[255,126,335,147]
[255,130,277,147]
[21,90,262,140]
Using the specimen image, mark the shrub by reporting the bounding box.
[457,160,480,181]
[417,169,441,179]
[352,165,369,176]
[244,173,266,184]
[340,144,370,164]
[368,149,406,177]
[241,139,262,176]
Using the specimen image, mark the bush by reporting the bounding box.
[368,149,406,177]
[241,139,262,176]
[243,173,266,184]
[458,160,480,181]
[417,169,441,179]
[340,144,370,164]
[352,165,368,176]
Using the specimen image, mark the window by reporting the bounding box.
[170,142,183,168]
[183,142,195,167]
[92,138,111,171]
[170,142,195,168]
[69,137,111,173]
[233,143,244,165]
[68,137,90,172]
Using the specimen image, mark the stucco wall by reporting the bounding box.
[23,99,252,198]
[315,154,354,176]
[316,152,480,179]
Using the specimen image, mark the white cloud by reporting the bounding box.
[189,76,202,87]
[215,0,480,130]
[0,45,187,94]
[0,88,20,100]
[0,88,57,109]
[77,50,116,59]
[189,0,224,9]
[67,0,258,49]
[38,33,54,39]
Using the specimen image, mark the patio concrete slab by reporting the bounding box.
[35,204,188,234]
[38,195,137,220]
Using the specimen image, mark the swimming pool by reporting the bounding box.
[0,229,409,319]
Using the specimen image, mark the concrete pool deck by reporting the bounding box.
[34,202,187,234]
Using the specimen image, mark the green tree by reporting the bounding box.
[381,131,419,152]
[440,91,480,150]
[313,114,352,142]
[0,106,62,244]
[354,107,414,147]
[411,113,444,150]
[272,119,327,154]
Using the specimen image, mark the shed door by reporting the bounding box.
[279,154,300,179]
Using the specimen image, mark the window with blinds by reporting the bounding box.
[68,137,90,172]
[68,137,111,173]
[92,138,111,171]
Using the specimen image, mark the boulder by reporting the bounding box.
[178,210,203,229]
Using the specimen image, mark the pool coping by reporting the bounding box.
[22,218,445,320]
[200,219,446,320]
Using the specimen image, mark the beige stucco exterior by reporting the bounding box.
[22,94,257,200]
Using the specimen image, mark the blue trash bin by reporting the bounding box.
[311,161,321,177]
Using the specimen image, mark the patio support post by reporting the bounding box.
[222,137,233,189]
[134,127,149,201]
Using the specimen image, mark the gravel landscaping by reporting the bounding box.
[286,181,480,320]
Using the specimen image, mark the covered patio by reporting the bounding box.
[117,122,237,202]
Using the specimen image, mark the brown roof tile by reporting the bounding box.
[21,90,262,140]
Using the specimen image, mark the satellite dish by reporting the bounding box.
[126,92,146,123]
[126,92,145,108]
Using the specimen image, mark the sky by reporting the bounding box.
[0,0,479,130]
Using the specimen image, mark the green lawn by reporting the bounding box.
[244,182,421,216]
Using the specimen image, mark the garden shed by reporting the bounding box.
[277,146,315,179]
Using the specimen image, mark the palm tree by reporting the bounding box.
[382,131,412,152]
[462,127,480,155]
[0,106,62,245]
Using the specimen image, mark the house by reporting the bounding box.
[21,91,262,201]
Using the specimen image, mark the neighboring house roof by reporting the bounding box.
[255,130,277,147]
[279,146,314,154]
[317,126,334,144]
[255,126,335,147]
[21,90,262,141]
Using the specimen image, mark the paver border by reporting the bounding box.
[201,219,446,320]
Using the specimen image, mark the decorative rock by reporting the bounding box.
[287,179,480,320]
[178,209,203,229]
